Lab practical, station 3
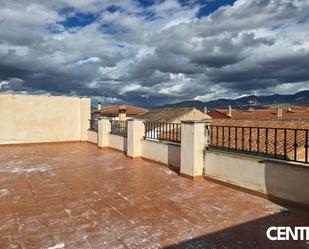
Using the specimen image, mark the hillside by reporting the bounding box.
[160,91,309,110]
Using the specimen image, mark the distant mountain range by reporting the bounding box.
[160,90,309,110]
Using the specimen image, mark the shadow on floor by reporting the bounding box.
[164,210,309,249]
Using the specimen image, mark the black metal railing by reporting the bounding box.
[208,125,309,164]
[144,122,181,144]
[110,121,127,136]
[89,119,98,131]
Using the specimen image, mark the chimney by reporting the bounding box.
[97,102,101,111]
[118,104,127,121]
[227,105,232,117]
[204,107,208,114]
[277,106,283,118]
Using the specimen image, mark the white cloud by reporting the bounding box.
[76,57,102,65]
[0,0,308,105]
[119,83,144,95]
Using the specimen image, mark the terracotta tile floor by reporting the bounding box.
[0,142,308,249]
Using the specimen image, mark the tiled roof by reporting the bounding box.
[209,119,309,162]
[94,104,148,116]
[215,106,309,119]
[207,110,230,119]
[210,119,309,129]
[136,107,204,122]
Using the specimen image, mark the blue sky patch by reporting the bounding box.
[106,5,123,13]
[197,0,236,17]
[137,9,158,21]
[137,0,164,7]
[179,0,237,18]
[60,12,98,28]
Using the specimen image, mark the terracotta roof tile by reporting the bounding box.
[216,106,309,119]
[207,110,230,119]
[136,107,209,122]
[94,104,148,116]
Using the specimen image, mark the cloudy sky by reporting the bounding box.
[0,0,309,106]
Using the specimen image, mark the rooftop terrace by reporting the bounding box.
[0,142,308,249]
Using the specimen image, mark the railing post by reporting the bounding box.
[127,119,145,158]
[180,120,209,180]
[98,117,111,148]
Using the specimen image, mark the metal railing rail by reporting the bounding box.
[110,120,127,137]
[208,125,309,164]
[144,122,181,144]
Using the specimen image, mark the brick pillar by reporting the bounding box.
[98,118,111,148]
[127,119,145,158]
[180,121,209,180]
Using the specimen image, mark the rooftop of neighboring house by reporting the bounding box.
[136,107,210,123]
[209,118,309,129]
[93,104,148,117]
[207,110,231,119]
[208,106,309,119]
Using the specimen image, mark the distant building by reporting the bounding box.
[93,103,148,121]
[248,98,257,105]
[207,106,309,119]
[136,107,210,123]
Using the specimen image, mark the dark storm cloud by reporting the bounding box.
[0,0,309,105]
[210,52,309,86]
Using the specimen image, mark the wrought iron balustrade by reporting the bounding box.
[110,120,127,136]
[144,122,181,144]
[208,125,309,164]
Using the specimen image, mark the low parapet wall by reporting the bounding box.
[141,139,180,168]
[87,130,98,144]
[109,134,127,152]
[204,150,309,206]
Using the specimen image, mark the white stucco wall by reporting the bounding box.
[109,134,127,152]
[141,139,180,168]
[205,151,309,205]
[0,94,90,144]
[87,130,98,144]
